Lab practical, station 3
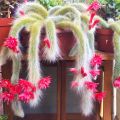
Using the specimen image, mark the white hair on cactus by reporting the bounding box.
[11,100,24,118]
[73,31,94,116]
[28,21,43,107]
[16,2,48,18]
[80,89,93,116]
[43,19,61,62]
[70,3,88,12]
[0,48,9,65]
[29,89,42,107]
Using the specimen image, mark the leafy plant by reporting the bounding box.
[36,0,63,9]
[95,0,120,20]
[0,115,8,120]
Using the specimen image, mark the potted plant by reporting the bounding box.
[0,1,120,118]
[95,0,120,53]
[0,0,20,51]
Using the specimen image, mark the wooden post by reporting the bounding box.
[103,60,113,120]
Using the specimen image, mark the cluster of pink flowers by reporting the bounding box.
[90,69,100,78]
[87,1,101,11]
[87,1,101,30]
[69,53,105,101]
[70,80,105,101]
[38,76,51,89]
[89,12,100,30]
[90,54,103,67]
[94,92,106,102]
[0,77,51,104]
[3,36,19,53]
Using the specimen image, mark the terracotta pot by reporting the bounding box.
[0,18,13,50]
[57,29,76,57]
[20,29,76,57]
[95,28,114,53]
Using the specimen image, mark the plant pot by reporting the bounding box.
[95,28,114,53]
[20,29,76,58]
[0,18,13,51]
[57,29,76,57]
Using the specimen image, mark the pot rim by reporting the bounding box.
[0,18,13,27]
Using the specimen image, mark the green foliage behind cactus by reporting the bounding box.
[0,115,8,120]
[36,0,63,9]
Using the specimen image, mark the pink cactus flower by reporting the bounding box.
[85,81,98,91]
[0,92,14,104]
[43,38,51,48]
[80,67,87,77]
[38,76,51,89]
[89,12,100,30]
[71,81,80,89]
[94,92,106,102]
[3,36,19,53]
[90,70,100,77]
[113,77,120,88]
[91,54,103,67]
[87,1,101,11]
[19,92,34,103]
[69,68,78,74]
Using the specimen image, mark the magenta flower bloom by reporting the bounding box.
[90,70,100,77]
[89,12,100,30]
[113,77,120,88]
[87,1,101,11]
[94,92,106,102]
[91,54,103,67]
[19,79,36,92]
[85,81,98,91]
[3,36,19,53]
[71,81,80,89]
[80,67,87,77]
[69,68,78,74]
[38,76,51,89]
[19,91,34,103]
[43,38,51,48]
[0,92,14,104]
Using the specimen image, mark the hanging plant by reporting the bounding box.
[0,0,120,118]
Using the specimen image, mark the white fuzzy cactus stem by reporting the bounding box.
[28,21,43,107]
[43,19,60,62]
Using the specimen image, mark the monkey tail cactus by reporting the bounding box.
[56,21,94,116]
[43,18,60,61]
[109,20,120,80]
[1,1,120,118]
